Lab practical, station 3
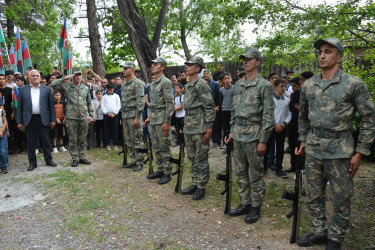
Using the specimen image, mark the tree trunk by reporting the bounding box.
[86,0,106,78]
[116,0,169,81]
[5,0,15,39]
[180,0,191,60]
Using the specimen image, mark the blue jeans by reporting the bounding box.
[0,129,8,168]
[103,114,120,147]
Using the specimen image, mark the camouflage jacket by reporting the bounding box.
[51,78,93,120]
[184,76,216,134]
[230,75,275,143]
[299,69,375,159]
[149,74,174,125]
[120,77,145,119]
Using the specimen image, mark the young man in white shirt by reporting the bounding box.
[101,82,121,151]
[263,78,292,178]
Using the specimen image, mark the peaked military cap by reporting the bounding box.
[121,61,136,69]
[185,56,205,68]
[151,57,167,66]
[314,37,344,55]
[239,47,262,60]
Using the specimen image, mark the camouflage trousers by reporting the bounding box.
[66,119,88,161]
[233,140,266,208]
[305,154,354,243]
[185,133,210,189]
[122,117,144,165]
[150,124,172,175]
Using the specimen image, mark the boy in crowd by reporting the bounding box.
[174,83,185,146]
[264,78,291,178]
[219,73,233,150]
[101,82,121,151]
[0,95,8,174]
[93,90,104,148]
[52,91,67,153]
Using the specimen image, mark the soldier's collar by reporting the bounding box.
[186,76,200,88]
[125,76,136,84]
[315,69,342,86]
[240,75,260,87]
[153,74,164,84]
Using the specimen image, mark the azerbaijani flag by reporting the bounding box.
[8,44,17,72]
[15,27,22,73]
[21,38,32,75]
[57,17,69,70]
[0,44,4,74]
[12,87,18,117]
[0,23,5,44]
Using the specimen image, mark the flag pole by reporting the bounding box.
[18,26,24,75]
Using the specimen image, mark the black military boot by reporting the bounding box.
[133,164,143,172]
[325,239,341,250]
[147,171,164,179]
[122,162,136,169]
[79,159,91,165]
[71,160,79,167]
[245,206,261,224]
[192,188,205,200]
[228,204,252,217]
[158,174,171,185]
[181,185,197,195]
[297,233,328,247]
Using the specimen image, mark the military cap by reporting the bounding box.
[121,61,136,69]
[72,68,82,75]
[239,47,262,60]
[314,37,344,55]
[151,57,167,66]
[185,56,205,68]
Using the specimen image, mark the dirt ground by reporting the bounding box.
[0,143,374,249]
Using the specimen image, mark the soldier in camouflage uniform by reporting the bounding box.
[180,56,216,200]
[51,69,94,167]
[296,38,375,249]
[225,47,275,224]
[120,61,145,171]
[143,57,175,185]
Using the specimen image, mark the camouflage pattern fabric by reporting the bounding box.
[185,133,210,189]
[51,78,93,120]
[66,119,88,161]
[150,124,172,175]
[149,75,174,125]
[299,69,375,158]
[305,155,353,243]
[230,75,275,143]
[184,76,216,134]
[122,117,144,165]
[299,69,375,243]
[120,77,145,119]
[233,140,266,208]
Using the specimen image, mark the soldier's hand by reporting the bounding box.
[295,141,306,156]
[224,133,233,144]
[162,123,170,137]
[203,128,212,146]
[88,116,93,124]
[65,75,74,81]
[257,142,266,156]
[133,118,140,128]
[349,153,362,179]
[143,117,150,127]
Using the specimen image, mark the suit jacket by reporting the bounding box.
[16,84,56,127]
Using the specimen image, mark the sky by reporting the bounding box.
[70,0,342,67]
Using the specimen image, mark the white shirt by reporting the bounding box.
[31,84,41,114]
[101,93,121,115]
[6,82,17,89]
[174,94,185,118]
[273,93,292,125]
[93,99,104,120]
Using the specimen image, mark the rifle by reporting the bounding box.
[118,143,128,167]
[282,153,305,244]
[138,133,154,175]
[170,143,184,193]
[216,142,232,214]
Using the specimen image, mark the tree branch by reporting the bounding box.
[151,0,169,49]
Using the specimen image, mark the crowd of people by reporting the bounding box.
[1,37,374,250]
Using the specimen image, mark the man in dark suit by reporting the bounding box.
[17,70,57,171]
